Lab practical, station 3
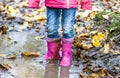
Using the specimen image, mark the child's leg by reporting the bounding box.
[46,7,61,38]
[60,8,76,66]
[45,7,61,60]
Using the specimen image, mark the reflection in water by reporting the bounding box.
[60,66,70,78]
[44,60,70,78]
[44,60,59,78]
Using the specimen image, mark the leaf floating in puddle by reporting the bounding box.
[6,54,16,59]
[22,52,41,57]
[0,53,6,57]
[0,24,8,34]
[0,63,12,71]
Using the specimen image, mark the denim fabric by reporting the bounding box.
[46,7,76,39]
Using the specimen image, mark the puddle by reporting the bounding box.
[0,31,80,78]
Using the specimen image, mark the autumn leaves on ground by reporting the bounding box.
[0,0,120,78]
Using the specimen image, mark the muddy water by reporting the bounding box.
[0,32,80,78]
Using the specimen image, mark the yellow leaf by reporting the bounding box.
[92,35,99,40]
[8,6,15,12]
[36,15,46,21]
[92,32,105,48]
[22,52,40,57]
[89,11,97,19]
[97,32,105,41]
[100,69,107,77]
[92,40,101,48]
[79,33,90,37]
[103,43,110,54]
[91,73,99,78]
[75,42,83,47]
[0,53,6,57]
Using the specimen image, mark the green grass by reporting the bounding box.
[95,11,120,43]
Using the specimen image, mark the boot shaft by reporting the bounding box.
[45,37,61,60]
[60,38,74,66]
[62,38,73,55]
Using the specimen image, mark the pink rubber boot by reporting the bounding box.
[60,38,73,66]
[44,37,61,60]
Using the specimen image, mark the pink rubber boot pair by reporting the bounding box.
[45,37,73,66]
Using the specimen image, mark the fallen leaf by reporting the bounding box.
[97,32,105,41]
[79,33,90,37]
[102,15,109,20]
[80,73,88,78]
[91,73,99,78]
[6,54,16,59]
[90,30,98,35]
[92,39,101,48]
[0,24,7,34]
[92,32,105,48]
[8,6,15,12]
[0,63,12,71]
[82,44,93,50]
[99,69,108,77]
[0,53,6,57]
[35,15,46,21]
[34,36,45,40]
[114,66,119,70]
[22,52,40,57]
[111,49,120,55]
[103,43,110,54]
[74,42,83,47]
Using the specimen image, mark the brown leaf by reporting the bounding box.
[80,73,88,78]
[0,24,7,34]
[0,63,12,71]
[6,54,16,59]
[82,43,93,50]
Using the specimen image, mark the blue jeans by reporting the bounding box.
[46,7,76,39]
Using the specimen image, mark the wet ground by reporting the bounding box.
[0,0,120,78]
